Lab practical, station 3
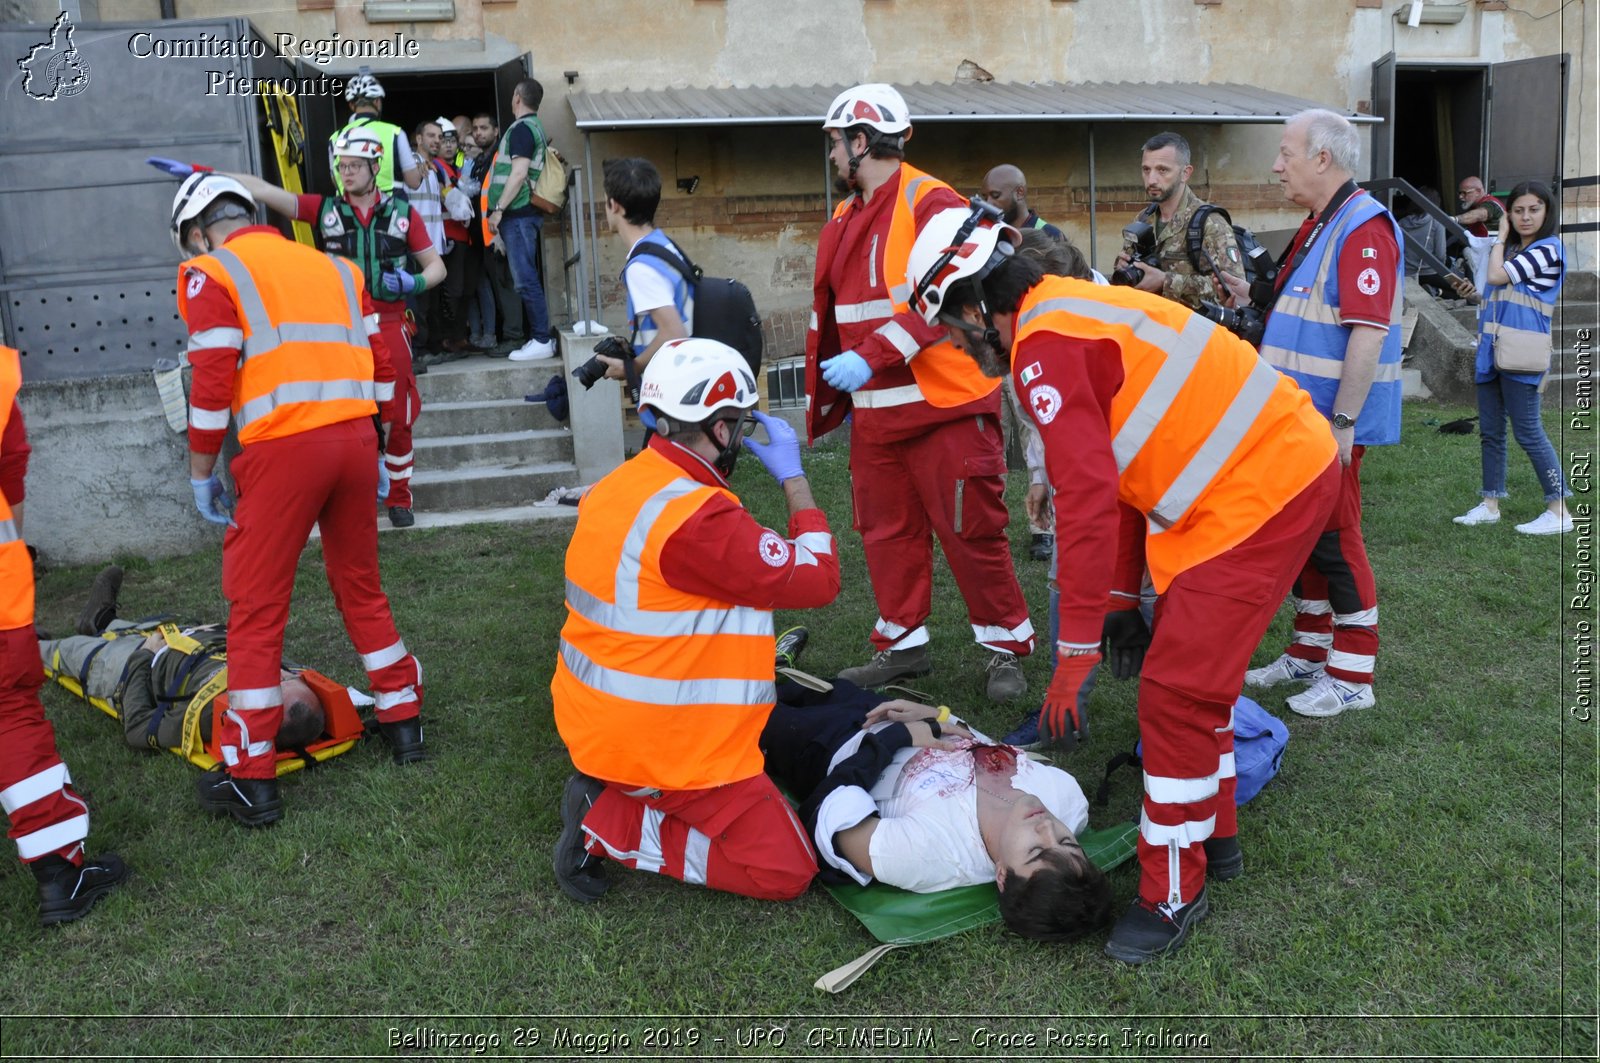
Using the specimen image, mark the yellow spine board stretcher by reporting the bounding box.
[261,86,315,247]
[43,623,363,776]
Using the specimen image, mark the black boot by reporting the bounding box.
[378,717,426,765]
[196,770,282,828]
[1204,835,1244,881]
[75,565,123,636]
[553,773,609,903]
[387,506,415,528]
[35,852,130,927]
[1104,887,1210,965]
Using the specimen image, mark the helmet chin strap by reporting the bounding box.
[711,409,750,477]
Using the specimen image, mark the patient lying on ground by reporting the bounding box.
[760,677,1113,941]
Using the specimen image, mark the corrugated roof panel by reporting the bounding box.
[568,80,1377,130]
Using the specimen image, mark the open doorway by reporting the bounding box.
[1392,64,1487,206]
[298,57,528,193]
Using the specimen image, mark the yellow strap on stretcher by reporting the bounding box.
[157,622,206,657]
[178,665,230,764]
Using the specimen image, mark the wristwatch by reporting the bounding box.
[1331,412,1357,430]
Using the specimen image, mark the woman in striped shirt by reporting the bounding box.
[1452,180,1572,536]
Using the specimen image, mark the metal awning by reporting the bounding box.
[569,80,1380,130]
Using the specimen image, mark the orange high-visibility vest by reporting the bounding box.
[552,448,776,791]
[178,232,378,447]
[0,347,33,632]
[832,165,998,409]
[1014,277,1336,591]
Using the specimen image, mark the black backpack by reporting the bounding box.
[1186,204,1269,286]
[626,242,764,375]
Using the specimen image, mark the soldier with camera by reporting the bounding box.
[1113,132,1244,310]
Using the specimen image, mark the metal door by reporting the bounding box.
[492,53,532,131]
[0,16,268,381]
[1370,51,1396,193]
[1487,54,1568,191]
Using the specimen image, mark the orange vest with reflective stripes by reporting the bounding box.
[178,232,378,447]
[551,448,776,791]
[1014,277,1336,590]
[831,165,999,409]
[0,347,33,632]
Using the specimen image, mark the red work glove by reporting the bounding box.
[1039,650,1100,751]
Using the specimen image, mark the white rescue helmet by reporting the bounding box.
[638,338,759,426]
[170,172,257,253]
[344,71,385,103]
[332,127,385,162]
[905,207,1021,326]
[822,83,911,136]
[436,116,458,138]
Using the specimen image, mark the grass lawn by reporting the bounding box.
[2,402,1593,1059]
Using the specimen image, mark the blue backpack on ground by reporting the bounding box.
[1093,695,1289,808]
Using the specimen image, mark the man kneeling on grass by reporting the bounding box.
[760,671,1113,942]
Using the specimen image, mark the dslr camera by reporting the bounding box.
[571,335,632,390]
[1110,220,1158,287]
[1195,245,1277,348]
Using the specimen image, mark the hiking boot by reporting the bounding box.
[553,773,609,903]
[378,717,426,765]
[76,565,123,636]
[1001,707,1042,748]
[1204,836,1244,882]
[36,852,129,927]
[774,626,810,670]
[1286,675,1375,718]
[984,650,1028,702]
[387,506,415,528]
[1029,533,1054,562]
[1104,887,1210,965]
[835,644,931,689]
[1243,653,1323,689]
[196,771,282,828]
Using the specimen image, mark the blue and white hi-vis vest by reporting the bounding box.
[624,229,695,358]
[1475,235,1564,385]
[1259,191,1403,446]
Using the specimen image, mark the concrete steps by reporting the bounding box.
[396,354,581,528]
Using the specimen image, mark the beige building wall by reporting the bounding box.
[25,0,1589,338]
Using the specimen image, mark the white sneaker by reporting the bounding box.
[508,337,556,361]
[1286,675,1375,718]
[1243,653,1324,688]
[1453,503,1500,526]
[1515,510,1574,536]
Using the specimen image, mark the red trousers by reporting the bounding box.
[1283,447,1380,685]
[849,414,1034,655]
[0,625,88,865]
[580,774,816,901]
[1136,460,1340,906]
[377,311,421,510]
[221,419,421,779]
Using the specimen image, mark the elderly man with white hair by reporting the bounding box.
[1222,108,1403,720]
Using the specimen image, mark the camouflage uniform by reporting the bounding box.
[1122,186,1243,310]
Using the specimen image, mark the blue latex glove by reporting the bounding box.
[821,350,873,393]
[147,157,200,178]
[743,410,804,484]
[377,458,391,502]
[189,475,235,526]
[380,270,419,298]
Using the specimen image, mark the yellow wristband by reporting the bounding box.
[936,705,951,723]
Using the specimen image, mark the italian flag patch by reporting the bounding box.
[1019,362,1043,386]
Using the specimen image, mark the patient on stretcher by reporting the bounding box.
[38,566,324,751]
[760,674,1113,942]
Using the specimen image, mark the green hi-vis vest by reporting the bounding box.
[316,195,411,303]
[330,115,405,193]
[484,114,546,214]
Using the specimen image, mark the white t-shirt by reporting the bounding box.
[623,235,694,333]
[814,727,1091,893]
